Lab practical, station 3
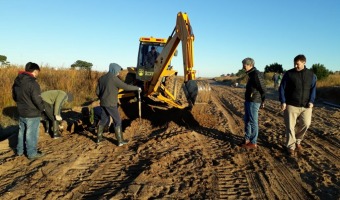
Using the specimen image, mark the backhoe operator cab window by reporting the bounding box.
[136,44,163,81]
[136,39,167,81]
[138,44,163,68]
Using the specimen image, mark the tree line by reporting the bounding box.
[1,55,92,71]
[0,54,333,80]
[234,62,332,80]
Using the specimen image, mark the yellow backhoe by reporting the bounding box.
[120,12,211,110]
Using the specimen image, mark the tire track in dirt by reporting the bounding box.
[0,83,339,199]
[210,85,315,199]
[0,131,112,199]
[191,128,252,199]
[189,91,253,199]
[211,89,268,199]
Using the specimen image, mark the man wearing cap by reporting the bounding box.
[96,63,141,145]
[241,57,266,149]
[41,90,73,138]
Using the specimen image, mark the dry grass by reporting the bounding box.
[316,73,340,87]
[0,65,104,127]
[316,73,340,105]
[213,72,340,105]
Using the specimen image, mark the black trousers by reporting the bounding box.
[98,106,121,128]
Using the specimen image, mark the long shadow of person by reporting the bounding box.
[1,106,20,154]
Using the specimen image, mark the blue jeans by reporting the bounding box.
[99,106,121,128]
[17,117,41,157]
[244,101,260,144]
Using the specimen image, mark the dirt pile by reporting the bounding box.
[0,81,339,199]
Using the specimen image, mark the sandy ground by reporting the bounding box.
[0,81,339,199]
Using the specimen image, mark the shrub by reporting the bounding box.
[311,63,330,80]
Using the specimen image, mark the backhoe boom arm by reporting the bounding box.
[148,12,195,95]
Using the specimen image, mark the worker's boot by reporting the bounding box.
[96,125,105,143]
[52,120,62,139]
[114,126,128,146]
[45,120,50,134]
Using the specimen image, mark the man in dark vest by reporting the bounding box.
[279,54,317,156]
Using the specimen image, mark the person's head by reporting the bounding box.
[108,63,122,76]
[242,57,255,72]
[25,62,40,77]
[294,54,306,71]
[151,46,156,52]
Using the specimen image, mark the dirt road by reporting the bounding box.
[0,82,339,199]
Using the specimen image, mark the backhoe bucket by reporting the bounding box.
[184,80,211,105]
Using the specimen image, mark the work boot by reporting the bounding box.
[288,148,295,157]
[96,125,105,143]
[28,151,45,160]
[45,120,50,134]
[296,143,303,151]
[114,126,128,146]
[52,120,62,139]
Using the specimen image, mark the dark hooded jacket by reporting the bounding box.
[96,63,139,107]
[245,67,266,103]
[12,71,44,118]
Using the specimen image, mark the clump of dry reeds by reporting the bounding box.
[0,65,104,127]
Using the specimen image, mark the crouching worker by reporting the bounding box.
[96,63,141,145]
[41,90,73,139]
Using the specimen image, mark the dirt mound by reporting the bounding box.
[0,83,339,199]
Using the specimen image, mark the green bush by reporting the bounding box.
[311,63,330,80]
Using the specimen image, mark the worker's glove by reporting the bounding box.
[55,115,62,121]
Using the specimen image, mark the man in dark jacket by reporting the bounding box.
[96,63,141,145]
[145,46,159,68]
[12,62,45,160]
[279,54,316,156]
[241,57,266,149]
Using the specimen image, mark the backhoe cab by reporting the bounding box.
[136,37,168,82]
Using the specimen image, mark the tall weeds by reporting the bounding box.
[0,65,104,127]
[316,74,340,88]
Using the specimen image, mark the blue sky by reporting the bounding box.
[1,0,339,77]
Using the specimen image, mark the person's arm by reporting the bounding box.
[54,91,67,116]
[31,82,45,112]
[279,73,288,110]
[96,81,100,97]
[114,77,140,91]
[12,83,17,102]
[308,74,317,107]
[255,72,266,106]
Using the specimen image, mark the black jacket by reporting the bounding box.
[245,67,266,103]
[12,72,44,118]
[279,67,316,107]
[96,73,139,107]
